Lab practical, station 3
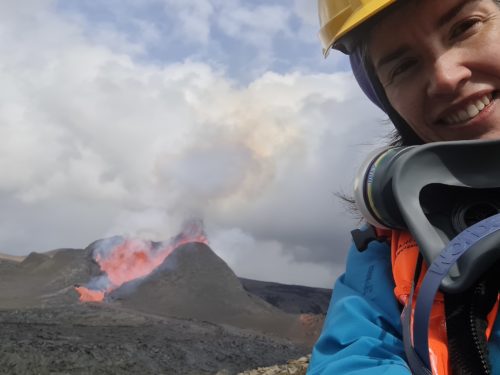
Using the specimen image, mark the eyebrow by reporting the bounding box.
[374,0,481,72]
[375,46,410,72]
[437,0,480,28]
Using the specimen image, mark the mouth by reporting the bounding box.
[438,91,498,126]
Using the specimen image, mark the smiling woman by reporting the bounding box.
[369,0,500,142]
[309,0,500,374]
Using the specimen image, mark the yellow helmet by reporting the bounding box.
[318,0,396,56]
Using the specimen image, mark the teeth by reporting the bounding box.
[466,104,479,117]
[443,94,493,125]
[458,110,469,122]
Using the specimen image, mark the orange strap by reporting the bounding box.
[390,230,499,375]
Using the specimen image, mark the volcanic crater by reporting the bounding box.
[0,235,331,374]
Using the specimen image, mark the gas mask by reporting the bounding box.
[353,139,500,293]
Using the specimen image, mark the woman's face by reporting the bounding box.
[369,0,500,142]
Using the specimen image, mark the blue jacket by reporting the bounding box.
[308,239,500,374]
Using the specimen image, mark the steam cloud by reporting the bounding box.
[0,0,387,288]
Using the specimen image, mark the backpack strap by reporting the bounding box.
[401,253,432,375]
[403,213,500,372]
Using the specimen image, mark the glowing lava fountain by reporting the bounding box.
[76,219,208,302]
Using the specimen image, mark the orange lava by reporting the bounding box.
[77,220,208,303]
[75,286,105,302]
[96,239,166,288]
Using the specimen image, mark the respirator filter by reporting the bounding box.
[353,146,414,229]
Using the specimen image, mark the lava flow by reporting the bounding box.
[74,286,105,302]
[76,219,208,302]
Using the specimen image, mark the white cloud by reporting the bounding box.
[162,0,215,45]
[293,0,319,27]
[210,227,343,288]
[216,4,292,46]
[0,0,388,288]
[158,0,293,48]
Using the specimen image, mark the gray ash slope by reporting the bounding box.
[109,242,303,340]
[0,239,328,374]
[0,247,99,308]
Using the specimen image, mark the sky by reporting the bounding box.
[0,0,391,288]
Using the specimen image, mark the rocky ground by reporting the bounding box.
[235,355,310,375]
[239,278,331,315]
[0,240,328,374]
[0,304,309,375]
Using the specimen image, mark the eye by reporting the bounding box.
[389,59,417,81]
[450,18,481,40]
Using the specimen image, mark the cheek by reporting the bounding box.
[385,85,433,140]
[386,86,422,123]
[471,21,500,74]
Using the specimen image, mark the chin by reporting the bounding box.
[478,128,500,140]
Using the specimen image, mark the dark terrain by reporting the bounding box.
[239,278,331,315]
[0,239,331,374]
[0,305,308,374]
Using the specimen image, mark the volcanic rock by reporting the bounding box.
[0,247,100,308]
[239,278,332,315]
[109,242,300,339]
[0,304,309,375]
[236,355,310,375]
[0,239,325,374]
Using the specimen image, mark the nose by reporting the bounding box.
[426,51,471,97]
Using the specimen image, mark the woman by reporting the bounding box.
[309,0,500,374]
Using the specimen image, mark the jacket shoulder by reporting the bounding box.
[308,239,410,374]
